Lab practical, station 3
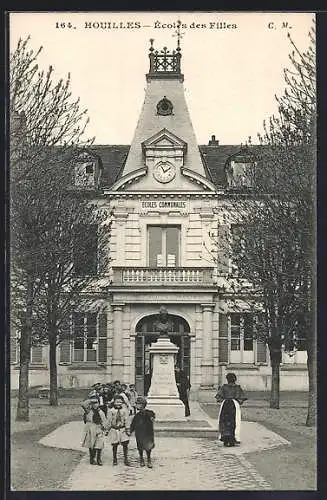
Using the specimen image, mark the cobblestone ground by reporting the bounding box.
[64,438,271,491]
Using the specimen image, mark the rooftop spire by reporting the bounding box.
[173,19,185,52]
[146,24,184,82]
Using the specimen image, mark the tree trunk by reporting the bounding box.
[268,338,282,409]
[306,270,316,427]
[49,335,58,406]
[16,281,33,422]
[306,342,316,426]
[270,359,280,408]
[16,331,30,421]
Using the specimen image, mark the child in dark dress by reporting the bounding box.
[130,396,155,468]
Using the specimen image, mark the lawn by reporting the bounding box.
[10,399,84,490]
[11,398,82,434]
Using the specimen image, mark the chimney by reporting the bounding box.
[208,135,219,146]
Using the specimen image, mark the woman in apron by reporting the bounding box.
[215,373,247,447]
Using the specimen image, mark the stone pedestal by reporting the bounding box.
[147,337,185,421]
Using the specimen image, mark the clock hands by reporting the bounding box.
[154,163,175,182]
[161,164,171,174]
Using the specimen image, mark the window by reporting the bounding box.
[10,334,18,364]
[10,332,45,365]
[60,311,107,364]
[226,151,256,189]
[282,312,307,365]
[148,225,180,267]
[72,312,98,362]
[282,335,307,365]
[231,161,254,187]
[74,161,96,187]
[31,345,43,364]
[73,224,98,276]
[229,313,255,364]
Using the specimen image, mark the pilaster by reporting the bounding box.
[200,302,215,388]
[111,302,125,381]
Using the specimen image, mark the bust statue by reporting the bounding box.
[154,306,172,338]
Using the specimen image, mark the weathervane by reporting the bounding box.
[173,20,185,51]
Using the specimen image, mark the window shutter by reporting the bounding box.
[31,346,43,364]
[98,313,107,364]
[216,225,229,275]
[255,313,267,363]
[11,337,18,364]
[256,340,267,363]
[60,339,72,363]
[219,313,229,363]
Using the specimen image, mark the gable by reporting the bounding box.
[142,128,187,152]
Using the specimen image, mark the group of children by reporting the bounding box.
[81,372,247,467]
[81,380,155,468]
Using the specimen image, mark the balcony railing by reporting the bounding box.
[112,267,214,285]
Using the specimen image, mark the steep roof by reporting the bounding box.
[90,144,246,189]
[199,145,242,187]
[90,145,130,188]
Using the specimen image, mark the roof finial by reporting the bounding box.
[149,38,155,52]
[173,19,185,52]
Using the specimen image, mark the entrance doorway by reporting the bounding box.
[135,313,190,395]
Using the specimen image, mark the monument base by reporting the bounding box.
[147,396,186,421]
[146,335,186,421]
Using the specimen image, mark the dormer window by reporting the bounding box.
[225,149,256,189]
[74,151,101,189]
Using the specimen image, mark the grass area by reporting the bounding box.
[11,423,84,490]
[11,387,90,399]
[201,403,317,490]
[10,400,84,490]
[11,400,82,434]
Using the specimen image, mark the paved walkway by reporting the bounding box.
[38,402,290,490]
[64,438,271,490]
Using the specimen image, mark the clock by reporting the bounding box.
[153,161,176,183]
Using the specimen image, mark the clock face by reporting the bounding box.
[153,162,176,183]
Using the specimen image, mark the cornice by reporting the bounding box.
[181,167,217,192]
[102,190,223,198]
[109,166,147,191]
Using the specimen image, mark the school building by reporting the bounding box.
[10,39,308,399]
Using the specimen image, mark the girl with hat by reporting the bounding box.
[81,397,108,465]
[215,373,247,447]
[130,396,156,468]
[107,394,131,466]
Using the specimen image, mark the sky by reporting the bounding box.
[10,11,314,146]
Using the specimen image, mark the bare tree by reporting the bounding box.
[210,25,315,420]
[10,37,112,418]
